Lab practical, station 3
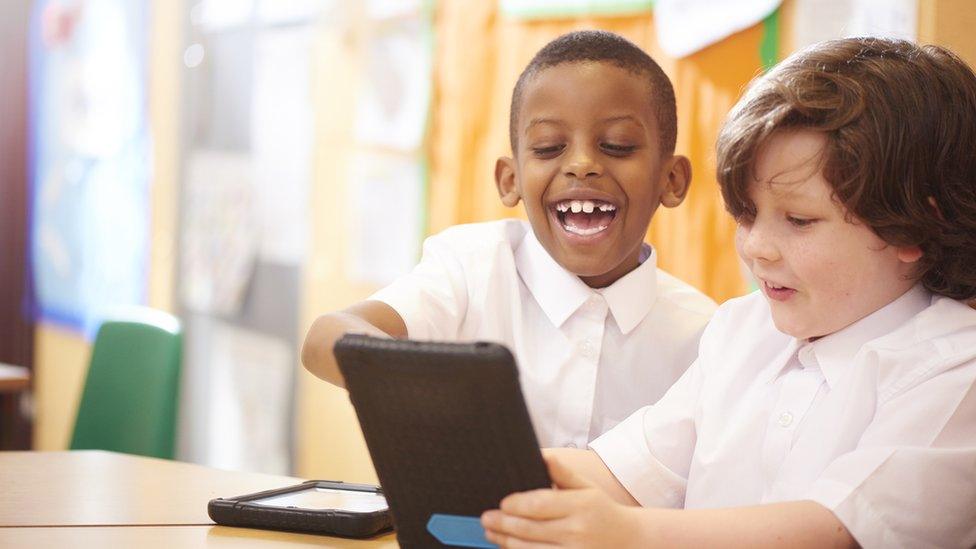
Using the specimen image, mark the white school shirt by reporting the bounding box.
[369,219,716,448]
[591,284,976,548]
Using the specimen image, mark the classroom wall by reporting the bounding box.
[917,0,976,67]
[32,0,182,450]
[290,19,375,482]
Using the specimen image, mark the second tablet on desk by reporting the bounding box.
[334,335,551,549]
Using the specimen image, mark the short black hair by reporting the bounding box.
[509,30,677,156]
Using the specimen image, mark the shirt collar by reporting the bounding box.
[515,232,658,334]
[596,246,659,334]
[791,284,932,388]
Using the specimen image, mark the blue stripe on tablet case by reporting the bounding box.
[426,514,498,548]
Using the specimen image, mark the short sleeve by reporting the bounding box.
[806,358,976,548]
[589,358,703,508]
[368,232,468,341]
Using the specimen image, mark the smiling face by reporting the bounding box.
[736,130,922,339]
[496,61,690,288]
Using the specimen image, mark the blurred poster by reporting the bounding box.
[499,0,653,19]
[29,0,151,337]
[205,321,292,475]
[364,0,425,19]
[654,0,781,58]
[346,151,424,286]
[256,0,329,24]
[353,15,432,152]
[791,0,916,49]
[251,27,313,265]
[180,151,258,316]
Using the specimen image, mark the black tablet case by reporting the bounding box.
[207,480,391,538]
[334,335,551,549]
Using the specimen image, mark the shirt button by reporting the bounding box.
[777,411,794,428]
[580,339,594,357]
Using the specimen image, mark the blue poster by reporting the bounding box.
[29,0,151,338]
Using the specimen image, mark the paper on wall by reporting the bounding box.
[205,321,293,475]
[180,150,258,315]
[791,0,916,50]
[654,0,782,58]
[345,151,424,286]
[365,0,423,20]
[353,16,432,152]
[251,27,313,265]
[499,0,653,19]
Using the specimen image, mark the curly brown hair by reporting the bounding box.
[717,37,976,301]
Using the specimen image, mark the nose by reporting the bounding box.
[563,145,603,179]
[738,221,780,263]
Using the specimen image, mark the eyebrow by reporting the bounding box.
[765,179,821,202]
[602,115,645,127]
[525,117,563,130]
[524,115,646,130]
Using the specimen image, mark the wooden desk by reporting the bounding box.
[0,363,29,394]
[0,526,398,548]
[0,451,397,547]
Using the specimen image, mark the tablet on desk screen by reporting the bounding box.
[248,485,388,513]
[334,335,551,549]
[207,480,392,538]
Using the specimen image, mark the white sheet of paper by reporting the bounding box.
[194,0,255,31]
[256,0,328,24]
[365,0,423,19]
[180,151,258,315]
[251,27,313,265]
[353,17,432,152]
[654,0,782,58]
[791,0,916,50]
[346,151,424,286]
[499,0,652,19]
[206,321,293,475]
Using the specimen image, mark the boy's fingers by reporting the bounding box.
[498,488,587,519]
[545,453,595,490]
[482,510,561,544]
[484,527,558,549]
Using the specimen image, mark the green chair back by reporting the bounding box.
[70,309,182,459]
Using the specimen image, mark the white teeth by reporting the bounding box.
[555,200,616,213]
[564,224,609,236]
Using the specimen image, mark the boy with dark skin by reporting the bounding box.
[303,31,713,448]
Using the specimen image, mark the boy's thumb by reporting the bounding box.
[545,454,595,491]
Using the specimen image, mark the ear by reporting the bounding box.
[495,156,521,208]
[658,155,692,209]
[896,245,923,264]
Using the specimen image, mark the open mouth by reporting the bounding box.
[762,280,797,301]
[552,199,617,237]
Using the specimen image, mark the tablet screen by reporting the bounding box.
[249,487,388,513]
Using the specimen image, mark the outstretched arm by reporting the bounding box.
[482,454,855,549]
[300,300,407,387]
